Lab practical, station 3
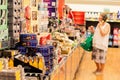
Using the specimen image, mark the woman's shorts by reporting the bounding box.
[92,47,107,63]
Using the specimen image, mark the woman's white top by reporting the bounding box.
[93,23,110,51]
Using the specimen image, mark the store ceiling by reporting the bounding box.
[65,0,120,5]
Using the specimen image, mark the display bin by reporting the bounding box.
[14,44,84,80]
[49,57,66,80]
[49,45,84,80]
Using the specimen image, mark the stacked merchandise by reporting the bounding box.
[15,32,77,76]
[15,33,54,75]
[109,34,113,47]
[36,45,54,75]
[118,29,120,47]
[0,59,3,71]
[20,0,31,33]
[108,12,117,21]
[8,0,22,48]
[0,58,42,80]
[43,0,58,32]
[48,17,58,32]
[0,50,15,68]
[38,1,49,32]
[30,0,39,33]
[16,34,38,54]
[85,11,100,20]
[113,28,119,47]
[117,10,120,20]
[0,0,9,49]
[0,58,8,70]
[21,0,39,33]
[43,0,57,17]
[0,60,25,80]
[19,34,38,47]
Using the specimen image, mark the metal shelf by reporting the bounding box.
[86,19,120,23]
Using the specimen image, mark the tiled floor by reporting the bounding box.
[74,48,120,80]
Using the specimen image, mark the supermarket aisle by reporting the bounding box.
[74,48,120,80]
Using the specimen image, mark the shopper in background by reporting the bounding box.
[63,5,74,25]
[89,13,111,75]
[67,8,74,23]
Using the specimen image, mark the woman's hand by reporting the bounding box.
[88,25,94,34]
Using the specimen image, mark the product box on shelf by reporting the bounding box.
[21,40,38,47]
[8,23,20,30]
[48,7,56,17]
[19,34,38,47]
[0,0,7,9]
[20,34,37,41]
[43,0,57,7]
[3,50,18,57]
[38,2,49,32]
[85,11,100,20]
[117,10,120,20]
[113,40,118,46]
[38,2,48,11]
[0,67,24,80]
[43,0,57,17]
[0,9,7,24]
[118,41,120,46]
[0,59,4,71]
[109,41,113,47]
[118,35,120,40]
[0,50,18,68]
[0,58,8,70]
[0,28,8,41]
[0,40,10,49]
[17,46,27,55]
[21,0,38,33]
[30,0,39,8]
[36,45,54,59]
[7,0,21,23]
[113,28,119,34]
[25,76,38,80]
[0,29,9,49]
[38,24,48,33]
[9,30,20,39]
[30,0,39,33]
[113,34,118,40]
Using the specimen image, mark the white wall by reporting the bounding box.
[67,4,120,12]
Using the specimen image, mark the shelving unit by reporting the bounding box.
[8,0,22,48]
[0,0,9,50]
[86,12,120,47]
[49,46,84,80]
